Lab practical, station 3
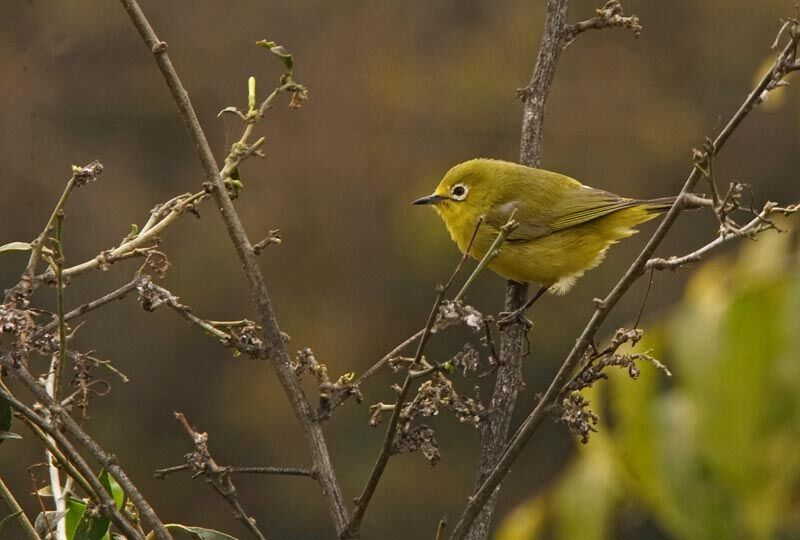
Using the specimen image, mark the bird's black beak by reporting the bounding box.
[412,194,446,205]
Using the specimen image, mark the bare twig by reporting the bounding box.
[226,466,316,477]
[155,463,316,480]
[450,19,800,540]
[564,0,641,45]
[117,0,350,533]
[33,191,205,287]
[32,276,143,341]
[454,214,517,302]
[13,161,103,298]
[171,413,269,540]
[136,277,264,357]
[252,229,282,255]
[344,216,502,538]
[646,201,796,270]
[434,516,448,540]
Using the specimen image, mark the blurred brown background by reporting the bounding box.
[1,1,799,539]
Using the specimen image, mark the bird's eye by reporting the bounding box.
[451,184,468,201]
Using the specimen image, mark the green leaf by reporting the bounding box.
[166,524,239,540]
[255,39,293,73]
[73,507,110,540]
[98,471,124,510]
[66,497,88,539]
[66,472,123,540]
[0,241,31,254]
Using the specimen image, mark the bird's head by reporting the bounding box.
[412,159,495,224]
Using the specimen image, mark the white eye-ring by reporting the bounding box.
[451,183,468,201]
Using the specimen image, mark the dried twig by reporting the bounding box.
[564,0,642,45]
[169,413,269,540]
[118,0,350,533]
[33,191,205,287]
[344,216,499,538]
[646,201,798,271]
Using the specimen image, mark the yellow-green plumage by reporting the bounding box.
[415,159,675,294]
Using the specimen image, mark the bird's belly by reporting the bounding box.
[465,215,645,289]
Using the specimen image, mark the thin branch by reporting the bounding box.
[117,1,350,533]
[48,212,68,404]
[225,467,316,478]
[434,517,448,540]
[32,276,143,341]
[18,162,103,291]
[34,191,205,287]
[155,463,316,480]
[343,216,487,404]
[344,293,446,538]
[454,214,516,302]
[0,476,40,540]
[563,0,641,45]
[172,413,269,540]
[16,415,98,499]
[344,216,507,539]
[450,20,800,540]
[136,277,266,358]
[646,201,797,271]
[350,330,425,390]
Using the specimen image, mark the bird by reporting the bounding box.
[413,158,688,325]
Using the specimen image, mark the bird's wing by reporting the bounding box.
[485,185,636,242]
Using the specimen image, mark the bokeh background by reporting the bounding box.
[1,1,799,539]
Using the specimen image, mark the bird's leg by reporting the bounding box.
[497,285,548,330]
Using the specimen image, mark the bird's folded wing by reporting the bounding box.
[485,186,636,242]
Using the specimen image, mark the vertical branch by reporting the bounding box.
[44,213,69,540]
[117,0,350,534]
[466,2,570,540]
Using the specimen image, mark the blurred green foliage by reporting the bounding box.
[497,228,800,540]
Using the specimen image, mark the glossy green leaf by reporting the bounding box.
[73,507,110,540]
[66,497,88,539]
[98,471,124,510]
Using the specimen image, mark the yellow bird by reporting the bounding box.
[413,158,681,323]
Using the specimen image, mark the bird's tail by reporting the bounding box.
[639,195,709,213]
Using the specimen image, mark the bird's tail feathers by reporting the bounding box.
[639,195,709,213]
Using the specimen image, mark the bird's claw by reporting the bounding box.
[497,309,533,331]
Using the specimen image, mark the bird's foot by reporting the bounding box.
[497,309,533,331]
